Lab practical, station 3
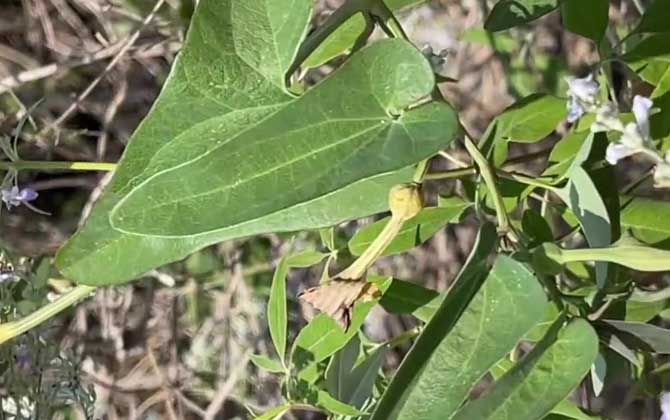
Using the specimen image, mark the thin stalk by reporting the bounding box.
[424,167,476,180]
[463,135,515,239]
[497,170,559,192]
[0,285,96,345]
[412,159,430,183]
[338,215,405,279]
[0,160,116,172]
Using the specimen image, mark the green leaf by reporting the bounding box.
[348,198,469,256]
[285,250,328,267]
[602,319,670,353]
[253,403,292,420]
[111,39,454,237]
[485,0,560,32]
[633,0,670,34]
[249,354,285,373]
[561,0,609,42]
[590,352,606,397]
[556,167,611,288]
[522,209,554,248]
[314,390,365,416]
[623,35,670,98]
[379,278,440,323]
[326,336,386,408]
[304,0,427,68]
[372,225,550,420]
[495,94,567,143]
[57,0,459,286]
[550,399,602,420]
[543,131,593,183]
[268,250,327,362]
[326,337,361,401]
[451,319,598,420]
[371,223,499,419]
[621,197,670,247]
[291,275,388,373]
[268,258,289,362]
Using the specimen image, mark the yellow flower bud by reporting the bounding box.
[389,183,423,221]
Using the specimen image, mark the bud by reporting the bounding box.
[389,183,423,221]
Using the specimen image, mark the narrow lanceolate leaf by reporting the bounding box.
[269,250,327,362]
[550,399,603,420]
[56,0,459,286]
[485,0,560,32]
[268,258,289,362]
[556,167,611,288]
[253,403,292,420]
[451,319,598,420]
[249,354,285,373]
[326,336,386,409]
[389,256,546,420]
[561,0,609,42]
[372,224,546,420]
[602,320,670,354]
[349,198,469,256]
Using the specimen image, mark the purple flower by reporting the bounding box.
[661,392,670,420]
[1,186,38,210]
[566,74,599,123]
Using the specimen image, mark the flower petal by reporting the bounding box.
[620,122,645,149]
[18,188,38,202]
[567,97,585,123]
[632,95,653,139]
[606,142,637,165]
[567,74,599,104]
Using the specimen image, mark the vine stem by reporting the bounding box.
[463,135,517,241]
[0,160,116,172]
[0,284,96,345]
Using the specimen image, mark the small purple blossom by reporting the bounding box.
[566,74,600,123]
[661,392,670,420]
[1,186,38,210]
[604,95,655,166]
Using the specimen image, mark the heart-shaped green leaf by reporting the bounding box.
[56,0,459,285]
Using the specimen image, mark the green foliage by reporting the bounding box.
[485,0,560,32]
[55,0,459,285]
[373,254,551,420]
[348,197,469,256]
[7,0,670,418]
[561,0,609,42]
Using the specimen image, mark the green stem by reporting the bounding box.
[338,215,404,279]
[497,170,558,192]
[370,0,409,41]
[0,160,116,172]
[378,326,421,350]
[412,159,431,183]
[424,167,477,180]
[0,285,96,345]
[463,135,514,238]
